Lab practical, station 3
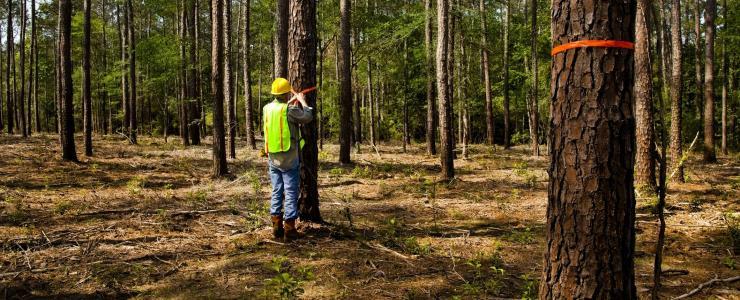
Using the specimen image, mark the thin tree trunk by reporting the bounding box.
[703,0,716,162]
[243,0,255,150]
[503,0,511,149]
[480,0,493,146]
[83,0,93,156]
[189,0,201,145]
[403,40,409,152]
[670,0,685,181]
[19,0,27,137]
[289,0,321,222]
[118,4,129,134]
[338,0,352,164]
[367,59,375,146]
[127,0,137,144]
[225,0,235,159]
[179,0,190,146]
[31,0,38,134]
[424,0,436,156]
[437,0,453,180]
[6,0,13,134]
[318,38,324,150]
[635,0,657,191]
[211,0,228,176]
[694,0,703,121]
[720,0,727,155]
[274,0,288,78]
[100,0,110,135]
[527,0,539,156]
[59,0,77,162]
[540,0,637,297]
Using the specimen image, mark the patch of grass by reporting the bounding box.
[402,237,432,256]
[328,167,345,178]
[126,175,147,195]
[54,200,73,215]
[351,165,372,179]
[185,189,209,208]
[4,196,30,225]
[520,274,538,300]
[459,251,507,296]
[242,169,262,195]
[507,227,535,244]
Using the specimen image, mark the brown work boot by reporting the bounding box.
[271,215,284,239]
[284,219,300,242]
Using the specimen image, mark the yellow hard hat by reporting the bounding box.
[271,78,292,95]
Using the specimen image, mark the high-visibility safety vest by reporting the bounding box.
[263,100,305,154]
[263,100,292,154]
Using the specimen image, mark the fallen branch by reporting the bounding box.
[361,241,416,264]
[672,275,740,300]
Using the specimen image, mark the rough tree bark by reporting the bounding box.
[274,0,288,78]
[425,0,436,155]
[211,0,228,176]
[436,0,453,180]
[59,0,77,162]
[367,59,375,146]
[338,0,352,164]
[83,0,93,156]
[118,4,129,134]
[289,0,321,222]
[243,0,256,150]
[670,0,684,181]
[540,0,637,298]
[635,0,656,191]
[720,0,727,155]
[703,0,716,162]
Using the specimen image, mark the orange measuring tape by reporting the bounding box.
[551,40,634,56]
[288,86,318,105]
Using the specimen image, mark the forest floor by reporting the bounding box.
[0,134,738,299]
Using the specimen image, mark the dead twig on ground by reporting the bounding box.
[361,241,416,265]
[672,275,740,300]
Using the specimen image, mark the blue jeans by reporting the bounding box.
[269,159,301,220]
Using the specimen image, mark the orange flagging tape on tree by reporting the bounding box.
[551,40,634,56]
[291,87,317,95]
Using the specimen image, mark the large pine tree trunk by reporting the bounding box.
[437,0,454,180]
[635,0,656,191]
[670,0,684,181]
[527,0,539,156]
[424,0,436,156]
[480,0,494,146]
[211,0,228,177]
[540,0,637,298]
[127,0,137,144]
[338,0,352,164]
[59,0,77,162]
[503,0,511,149]
[225,0,235,159]
[83,0,93,156]
[274,0,288,78]
[703,0,716,162]
[243,0,256,150]
[289,0,322,222]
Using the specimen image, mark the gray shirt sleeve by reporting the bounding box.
[287,105,314,125]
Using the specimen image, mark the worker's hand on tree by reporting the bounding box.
[290,92,308,108]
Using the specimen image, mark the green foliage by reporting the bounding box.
[520,274,538,300]
[126,176,147,195]
[260,256,314,300]
[725,212,740,251]
[507,227,535,244]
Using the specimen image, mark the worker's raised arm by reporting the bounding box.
[287,100,314,125]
